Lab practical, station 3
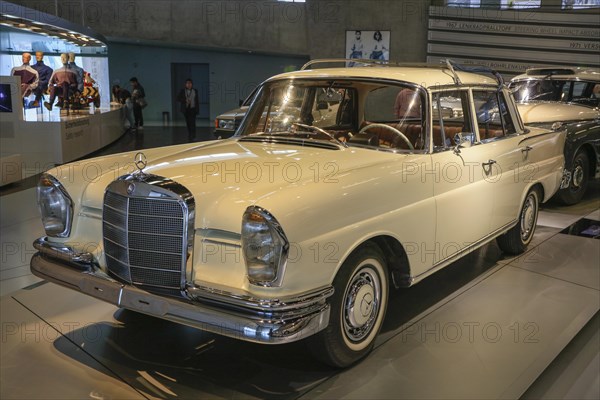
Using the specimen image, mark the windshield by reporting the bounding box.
[509,79,566,102]
[238,79,428,152]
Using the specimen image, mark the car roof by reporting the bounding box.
[266,67,498,89]
[511,67,600,82]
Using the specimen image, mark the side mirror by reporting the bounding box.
[239,99,243,107]
[453,132,473,154]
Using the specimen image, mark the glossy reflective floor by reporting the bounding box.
[1,128,599,399]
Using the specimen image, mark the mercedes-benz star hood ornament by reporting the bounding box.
[134,152,147,174]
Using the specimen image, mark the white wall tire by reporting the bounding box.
[308,243,388,367]
[497,188,540,255]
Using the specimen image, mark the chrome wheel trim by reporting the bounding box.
[572,164,584,189]
[520,193,537,242]
[342,264,382,345]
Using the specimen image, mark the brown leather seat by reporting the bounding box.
[432,124,463,148]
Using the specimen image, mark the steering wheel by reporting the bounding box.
[291,122,348,147]
[359,123,414,150]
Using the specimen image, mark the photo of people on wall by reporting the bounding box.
[346,30,390,66]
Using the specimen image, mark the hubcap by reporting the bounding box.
[343,267,381,342]
[520,194,537,242]
[572,164,584,189]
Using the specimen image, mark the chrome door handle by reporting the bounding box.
[482,159,497,167]
[521,146,533,153]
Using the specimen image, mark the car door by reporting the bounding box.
[471,88,542,232]
[431,88,497,262]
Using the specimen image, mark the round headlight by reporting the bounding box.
[37,173,73,237]
[241,206,289,286]
[218,119,234,130]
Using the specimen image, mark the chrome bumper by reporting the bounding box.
[31,237,332,344]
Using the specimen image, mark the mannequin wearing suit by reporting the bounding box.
[44,53,78,111]
[68,52,84,93]
[11,52,39,98]
[31,51,53,106]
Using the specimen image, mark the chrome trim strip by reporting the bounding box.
[202,238,242,248]
[186,284,334,312]
[78,210,102,220]
[410,219,518,283]
[198,229,242,247]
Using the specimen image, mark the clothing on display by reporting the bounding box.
[11,53,39,98]
[68,53,84,93]
[44,55,79,111]
[31,52,53,105]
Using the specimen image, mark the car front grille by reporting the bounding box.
[102,177,194,290]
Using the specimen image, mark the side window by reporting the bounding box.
[571,81,600,107]
[473,90,516,141]
[432,90,473,151]
[561,81,572,102]
[571,81,587,98]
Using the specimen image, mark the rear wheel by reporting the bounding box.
[497,188,540,255]
[308,243,388,368]
[556,150,590,205]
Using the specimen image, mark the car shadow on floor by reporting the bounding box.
[51,242,516,399]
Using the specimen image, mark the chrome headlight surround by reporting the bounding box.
[241,206,289,287]
[37,173,74,238]
[217,118,235,130]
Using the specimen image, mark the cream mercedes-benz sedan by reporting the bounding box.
[509,67,600,205]
[32,60,566,367]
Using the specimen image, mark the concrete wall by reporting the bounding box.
[6,0,435,60]
[108,42,307,123]
[5,0,311,56]
[306,0,433,62]
[5,0,597,59]
[4,0,597,122]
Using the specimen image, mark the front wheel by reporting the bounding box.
[556,150,590,205]
[307,243,388,368]
[497,188,540,255]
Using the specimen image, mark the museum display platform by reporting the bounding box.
[1,101,124,180]
[1,197,598,399]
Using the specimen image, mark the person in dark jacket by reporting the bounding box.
[112,85,135,132]
[177,78,200,139]
[31,51,53,107]
[130,77,146,129]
